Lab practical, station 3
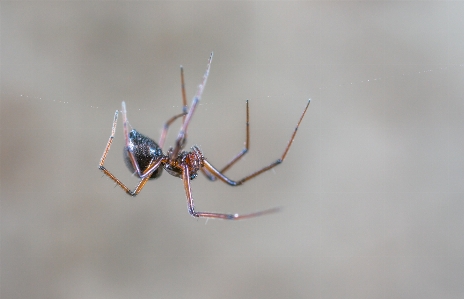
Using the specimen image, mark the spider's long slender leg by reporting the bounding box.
[177,65,189,146]
[118,102,166,180]
[201,100,250,181]
[157,65,191,150]
[202,99,310,186]
[101,148,165,195]
[182,165,279,220]
[158,112,186,150]
[219,100,250,173]
[121,101,131,147]
[170,52,213,161]
[119,101,146,178]
[181,65,188,122]
[99,109,119,168]
[100,162,160,196]
[98,108,136,193]
[99,165,151,196]
[99,105,165,195]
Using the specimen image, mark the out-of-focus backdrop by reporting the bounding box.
[1,2,463,299]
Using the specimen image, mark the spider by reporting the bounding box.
[99,53,310,220]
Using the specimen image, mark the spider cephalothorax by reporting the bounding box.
[164,146,204,180]
[99,53,310,220]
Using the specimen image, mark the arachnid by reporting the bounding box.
[99,53,310,220]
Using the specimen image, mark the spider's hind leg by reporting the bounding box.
[99,109,119,168]
[201,99,311,186]
[98,108,134,194]
[201,100,250,181]
[120,101,145,178]
[121,101,133,147]
[99,103,164,196]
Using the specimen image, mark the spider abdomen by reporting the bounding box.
[124,129,164,179]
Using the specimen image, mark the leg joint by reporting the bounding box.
[188,206,199,218]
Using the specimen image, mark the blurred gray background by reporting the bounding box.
[1,2,463,299]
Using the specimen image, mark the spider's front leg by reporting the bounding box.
[158,64,191,150]
[170,52,213,161]
[182,165,279,220]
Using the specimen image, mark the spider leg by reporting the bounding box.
[99,109,119,168]
[158,63,193,151]
[98,108,137,193]
[99,103,165,196]
[181,65,188,121]
[158,112,186,150]
[182,165,279,220]
[178,65,189,146]
[171,52,213,161]
[118,101,169,179]
[121,101,132,147]
[120,101,155,178]
[201,100,250,181]
[100,156,164,196]
[201,99,310,186]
